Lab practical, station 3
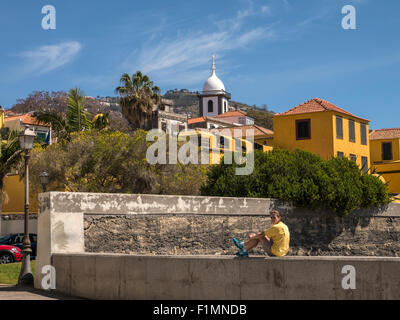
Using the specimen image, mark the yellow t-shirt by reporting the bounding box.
[265,221,290,257]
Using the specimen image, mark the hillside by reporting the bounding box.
[163,89,275,130]
[9,89,275,131]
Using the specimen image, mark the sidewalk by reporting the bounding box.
[0,285,83,300]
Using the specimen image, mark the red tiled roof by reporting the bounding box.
[214,125,273,138]
[276,98,370,122]
[370,128,400,140]
[215,110,247,118]
[4,113,51,127]
[188,116,206,125]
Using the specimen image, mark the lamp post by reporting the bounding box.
[39,171,49,192]
[18,128,36,286]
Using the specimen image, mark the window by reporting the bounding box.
[224,101,227,113]
[382,142,393,160]
[296,119,311,140]
[254,143,263,150]
[219,136,225,147]
[36,131,48,143]
[360,123,367,145]
[239,117,246,125]
[337,151,344,159]
[349,119,355,142]
[350,154,357,162]
[208,100,213,113]
[336,116,343,139]
[161,122,167,132]
[361,156,368,173]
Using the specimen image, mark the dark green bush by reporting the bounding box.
[200,149,391,216]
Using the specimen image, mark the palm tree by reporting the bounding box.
[34,109,70,141]
[0,131,22,214]
[35,87,92,141]
[93,112,110,130]
[115,71,161,130]
[66,87,92,132]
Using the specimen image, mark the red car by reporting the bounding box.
[0,245,22,264]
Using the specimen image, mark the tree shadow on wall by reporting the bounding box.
[270,201,391,252]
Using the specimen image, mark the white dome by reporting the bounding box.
[202,55,226,93]
[203,73,225,92]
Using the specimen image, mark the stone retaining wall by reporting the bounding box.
[84,211,400,256]
[35,192,400,291]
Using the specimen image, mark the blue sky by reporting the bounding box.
[0,0,399,129]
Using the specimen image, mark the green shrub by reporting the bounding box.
[200,149,391,216]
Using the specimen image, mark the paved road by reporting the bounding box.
[0,285,82,300]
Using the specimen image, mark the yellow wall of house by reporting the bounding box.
[370,139,400,163]
[273,112,335,160]
[332,112,370,170]
[2,175,38,214]
[0,110,4,128]
[371,161,400,194]
[263,146,273,152]
[180,129,258,165]
[273,111,370,170]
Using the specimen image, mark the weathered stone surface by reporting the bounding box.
[84,214,400,257]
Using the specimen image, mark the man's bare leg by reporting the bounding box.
[243,233,263,251]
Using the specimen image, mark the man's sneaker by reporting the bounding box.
[233,238,244,250]
[235,251,249,258]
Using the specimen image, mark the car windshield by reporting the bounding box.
[0,235,11,242]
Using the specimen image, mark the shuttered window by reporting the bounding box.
[349,119,355,142]
[382,142,393,160]
[360,123,367,145]
[361,156,368,173]
[337,151,344,159]
[350,154,357,162]
[296,119,311,140]
[336,116,343,139]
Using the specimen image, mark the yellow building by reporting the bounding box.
[0,107,4,128]
[273,98,370,172]
[2,175,39,214]
[180,125,273,164]
[370,128,400,194]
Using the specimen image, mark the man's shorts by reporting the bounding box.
[261,238,275,257]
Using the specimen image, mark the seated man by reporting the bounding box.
[233,210,290,257]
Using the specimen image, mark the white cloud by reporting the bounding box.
[18,41,82,75]
[124,4,275,86]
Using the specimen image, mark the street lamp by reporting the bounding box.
[39,171,49,192]
[18,128,36,286]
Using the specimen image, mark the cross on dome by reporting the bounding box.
[202,54,225,93]
[211,54,216,75]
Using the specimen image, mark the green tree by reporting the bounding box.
[201,149,391,216]
[115,71,161,130]
[0,131,22,213]
[66,87,92,132]
[27,130,207,196]
[92,112,110,130]
[35,88,94,141]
